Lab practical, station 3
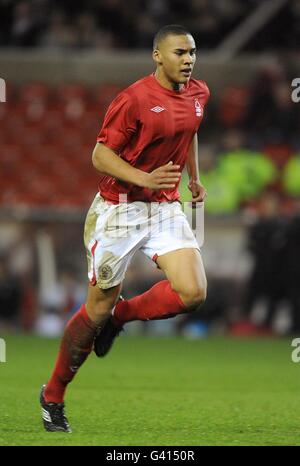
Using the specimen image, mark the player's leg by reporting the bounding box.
[41,194,151,429]
[41,193,130,431]
[111,202,206,325]
[156,247,207,308]
[44,283,121,403]
[111,248,206,327]
[40,283,121,432]
[86,281,122,322]
[95,202,206,356]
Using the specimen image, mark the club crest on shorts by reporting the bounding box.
[99,264,113,281]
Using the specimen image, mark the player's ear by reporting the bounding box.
[152,49,162,65]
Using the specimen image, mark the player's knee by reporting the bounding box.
[181,284,207,308]
[86,283,121,322]
[89,302,112,320]
[86,294,117,321]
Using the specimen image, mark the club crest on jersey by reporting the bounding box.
[194,99,202,117]
[150,106,165,113]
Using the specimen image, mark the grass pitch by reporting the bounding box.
[0,333,299,446]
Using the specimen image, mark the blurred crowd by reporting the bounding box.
[183,62,300,215]
[183,194,300,337]
[0,0,300,51]
[242,195,300,335]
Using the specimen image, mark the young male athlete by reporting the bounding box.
[40,24,210,433]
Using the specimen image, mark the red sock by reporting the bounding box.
[113,280,186,326]
[44,304,98,403]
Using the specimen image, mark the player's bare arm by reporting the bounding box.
[186,133,206,202]
[92,142,181,190]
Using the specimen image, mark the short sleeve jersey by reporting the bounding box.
[97,74,210,203]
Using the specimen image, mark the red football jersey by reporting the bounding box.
[97,74,210,203]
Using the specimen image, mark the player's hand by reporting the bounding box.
[142,162,181,190]
[188,179,207,202]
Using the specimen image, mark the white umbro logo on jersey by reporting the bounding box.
[150,106,165,113]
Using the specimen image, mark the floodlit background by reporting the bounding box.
[1,0,300,338]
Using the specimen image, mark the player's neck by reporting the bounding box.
[154,70,184,92]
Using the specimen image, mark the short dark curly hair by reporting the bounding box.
[153,24,192,50]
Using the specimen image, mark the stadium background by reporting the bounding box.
[1,0,300,337]
[1,0,300,447]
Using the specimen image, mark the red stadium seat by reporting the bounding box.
[93,83,124,112]
[18,82,52,104]
[24,100,48,123]
[1,144,23,166]
[57,127,84,147]
[81,108,103,143]
[55,83,89,102]
[0,81,128,208]
[21,125,47,146]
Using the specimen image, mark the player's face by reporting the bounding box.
[153,34,196,87]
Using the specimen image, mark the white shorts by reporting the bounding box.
[84,193,201,289]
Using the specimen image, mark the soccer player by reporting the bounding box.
[40,24,210,433]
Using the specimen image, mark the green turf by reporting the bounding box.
[0,333,299,446]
